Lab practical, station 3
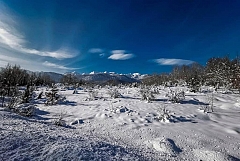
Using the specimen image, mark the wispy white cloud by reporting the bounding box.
[0,49,76,73]
[88,48,106,58]
[88,48,104,53]
[20,47,78,59]
[0,2,80,74]
[43,61,79,70]
[153,58,194,65]
[108,50,135,60]
[0,24,24,48]
[0,3,77,59]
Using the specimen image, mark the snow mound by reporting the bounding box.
[149,137,182,156]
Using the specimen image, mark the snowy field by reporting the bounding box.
[1,86,240,160]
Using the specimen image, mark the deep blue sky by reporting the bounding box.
[0,0,240,74]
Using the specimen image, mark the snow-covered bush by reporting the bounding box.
[152,87,160,94]
[88,89,98,101]
[21,85,34,103]
[107,88,122,99]
[3,86,36,117]
[57,94,67,104]
[7,96,22,110]
[45,86,66,105]
[188,76,201,93]
[139,88,155,102]
[14,104,36,117]
[0,87,7,107]
[166,89,185,103]
[203,92,214,113]
[155,105,171,122]
[6,96,35,117]
[54,112,66,127]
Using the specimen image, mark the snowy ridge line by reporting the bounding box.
[26,71,144,83]
[76,73,140,84]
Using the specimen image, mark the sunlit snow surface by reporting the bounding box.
[1,86,240,160]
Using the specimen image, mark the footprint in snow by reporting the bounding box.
[151,137,182,156]
[71,119,84,125]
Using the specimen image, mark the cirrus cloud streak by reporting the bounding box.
[43,61,79,70]
[153,58,194,65]
[0,3,77,59]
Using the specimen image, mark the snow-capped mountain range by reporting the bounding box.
[46,71,147,84]
[77,73,138,84]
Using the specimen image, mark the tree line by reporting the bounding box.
[142,56,240,92]
[1,55,240,96]
[0,64,54,97]
[0,64,88,97]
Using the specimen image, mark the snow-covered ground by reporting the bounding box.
[1,86,240,160]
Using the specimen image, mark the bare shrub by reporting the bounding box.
[203,92,214,113]
[45,86,66,105]
[22,85,33,103]
[0,86,7,107]
[166,89,185,103]
[2,85,35,117]
[155,105,171,122]
[54,112,66,126]
[6,96,35,117]
[107,88,122,99]
[7,96,22,110]
[14,104,36,117]
[151,86,160,94]
[88,89,98,100]
[140,88,155,102]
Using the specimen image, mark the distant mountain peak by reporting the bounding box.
[29,71,148,84]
